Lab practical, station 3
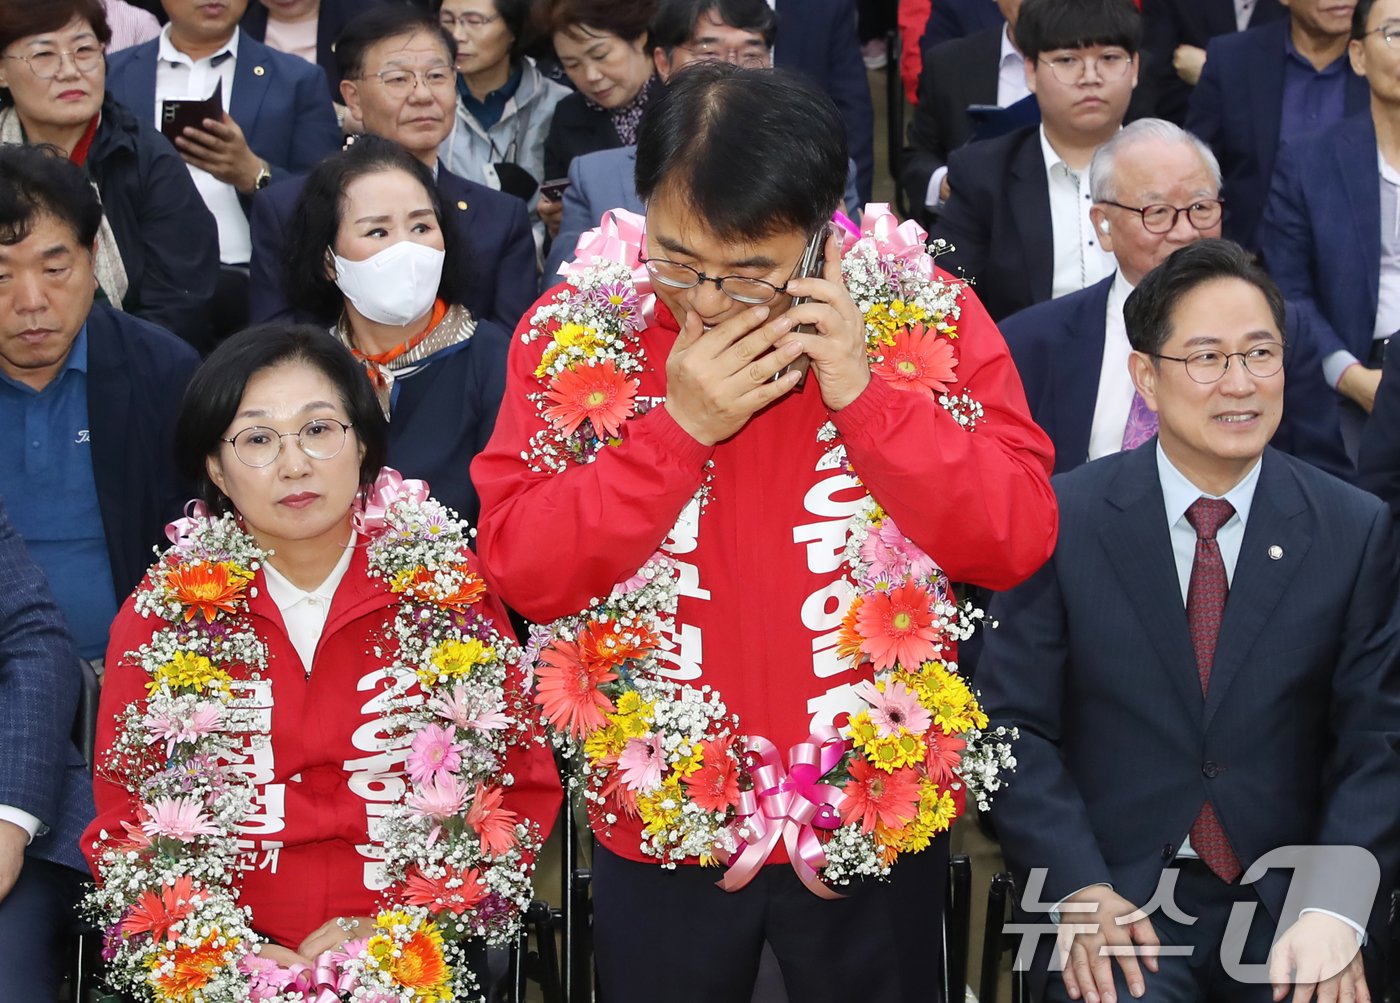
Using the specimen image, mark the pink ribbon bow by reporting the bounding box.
[854,202,936,279]
[352,467,431,538]
[558,208,656,321]
[716,726,849,899]
[164,499,211,551]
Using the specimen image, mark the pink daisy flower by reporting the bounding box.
[617,732,666,792]
[145,703,224,758]
[427,686,509,732]
[860,520,939,582]
[406,724,466,785]
[857,680,932,737]
[140,796,220,843]
[407,773,471,820]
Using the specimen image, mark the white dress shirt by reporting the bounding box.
[261,538,355,674]
[925,25,1029,210]
[0,806,40,843]
[155,25,251,264]
[1086,269,1138,462]
[1235,0,1258,31]
[1041,125,1116,298]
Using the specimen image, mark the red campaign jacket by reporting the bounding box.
[83,538,562,949]
[472,284,1057,864]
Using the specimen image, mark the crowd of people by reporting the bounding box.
[0,0,1398,1000]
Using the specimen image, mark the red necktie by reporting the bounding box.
[1184,497,1242,882]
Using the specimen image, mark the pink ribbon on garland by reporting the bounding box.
[716,726,849,899]
[352,466,431,538]
[851,202,937,279]
[164,499,211,550]
[558,208,656,320]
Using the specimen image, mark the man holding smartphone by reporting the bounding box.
[474,63,1058,1002]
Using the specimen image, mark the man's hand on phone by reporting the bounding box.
[778,230,869,411]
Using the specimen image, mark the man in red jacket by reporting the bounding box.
[474,62,1057,1002]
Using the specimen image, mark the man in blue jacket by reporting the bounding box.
[0,145,200,665]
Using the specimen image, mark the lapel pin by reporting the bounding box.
[254,65,266,76]
[1268,545,1283,560]
[457,200,468,211]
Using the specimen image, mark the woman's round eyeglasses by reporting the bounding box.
[221,419,354,468]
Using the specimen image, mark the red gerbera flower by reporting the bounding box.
[542,361,639,438]
[923,727,966,784]
[683,736,742,812]
[121,875,203,944]
[853,582,941,670]
[402,864,488,915]
[838,759,922,834]
[578,617,658,673]
[465,783,520,856]
[872,324,958,395]
[534,639,617,737]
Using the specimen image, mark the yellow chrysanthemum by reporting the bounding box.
[418,638,495,686]
[865,731,925,772]
[637,777,684,837]
[146,651,231,698]
[847,710,878,750]
[584,723,627,762]
[670,742,703,778]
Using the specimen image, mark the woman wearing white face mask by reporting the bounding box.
[280,135,510,526]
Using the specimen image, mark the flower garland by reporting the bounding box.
[522,206,1018,895]
[84,472,543,1002]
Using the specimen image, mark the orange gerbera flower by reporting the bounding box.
[164,561,250,623]
[534,639,617,738]
[395,564,487,610]
[683,737,741,812]
[853,582,940,670]
[578,618,658,673]
[542,360,638,438]
[152,931,235,998]
[389,928,451,995]
[121,875,202,944]
[836,596,866,662]
[871,324,958,395]
[839,759,921,834]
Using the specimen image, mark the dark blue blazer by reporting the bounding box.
[930,124,1055,321]
[1185,17,1368,252]
[87,304,201,602]
[919,0,1004,56]
[248,164,538,335]
[105,32,343,208]
[1141,0,1285,124]
[1358,339,1400,516]
[240,0,387,93]
[774,0,875,203]
[0,500,93,874]
[1260,114,1381,363]
[1001,275,1351,480]
[979,443,1400,932]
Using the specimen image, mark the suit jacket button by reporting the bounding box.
[1202,761,1220,778]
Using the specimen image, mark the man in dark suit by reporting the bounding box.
[0,498,94,999]
[1140,0,1284,124]
[773,0,875,202]
[1002,118,1348,478]
[248,5,537,333]
[1260,0,1396,463]
[980,238,1400,1003]
[105,0,342,257]
[0,146,199,664]
[932,0,1140,321]
[1185,0,1367,253]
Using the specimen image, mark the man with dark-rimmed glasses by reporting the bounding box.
[1000,116,1348,479]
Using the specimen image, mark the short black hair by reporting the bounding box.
[281,135,469,321]
[174,324,390,516]
[1124,239,1286,356]
[635,63,846,241]
[1014,0,1141,61]
[650,0,777,53]
[1354,0,1383,40]
[336,5,456,81]
[0,144,102,247]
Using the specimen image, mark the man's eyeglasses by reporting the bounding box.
[1039,49,1133,85]
[438,12,501,32]
[359,67,456,95]
[1362,21,1400,47]
[3,44,103,80]
[637,252,795,304]
[675,43,769,69]
[1100,199,1224,234]
[221,419,354,468]
[1149,343,1284,384]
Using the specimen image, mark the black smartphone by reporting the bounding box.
[778,223,830,390]
[160,79,223,145]
[539,177,571,202]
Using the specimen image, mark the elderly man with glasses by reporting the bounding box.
[999,117,1348,479]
